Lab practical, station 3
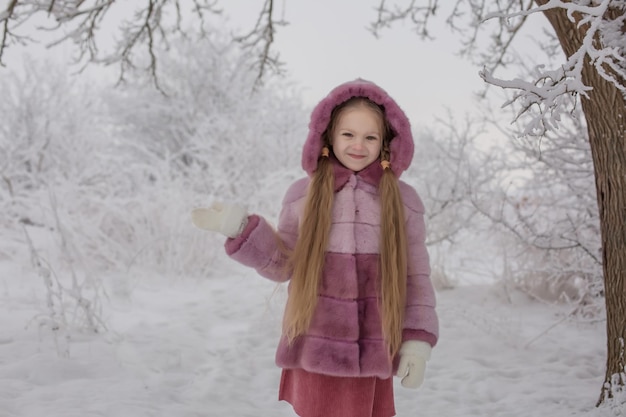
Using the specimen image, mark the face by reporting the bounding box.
[331,106,383,172]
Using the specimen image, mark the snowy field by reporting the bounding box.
[0,2,621,415]
[0,255,614,417]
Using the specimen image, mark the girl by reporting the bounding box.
[192,79,438,417]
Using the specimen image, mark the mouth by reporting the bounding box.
[348,154,366,160]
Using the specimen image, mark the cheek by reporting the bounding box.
[332,138,347,152]
[369,142,382,155]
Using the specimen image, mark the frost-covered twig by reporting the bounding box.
[480,0,625,135]
[484,0,612,21]
[23,225,71,357]
[21,190,107,357]
[523,305,580,348]
[233,0,287,89]
[0,0,221,86]
[368,0,625,137]
[369,0,438,38]
[48,189,107,334]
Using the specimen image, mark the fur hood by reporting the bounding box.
[301,79,414,178]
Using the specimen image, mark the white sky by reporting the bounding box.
[219,1,550,130]
[0,0,551,131]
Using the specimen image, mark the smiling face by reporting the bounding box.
[331,104,383,172]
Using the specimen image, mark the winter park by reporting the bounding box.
[1,1,625,417]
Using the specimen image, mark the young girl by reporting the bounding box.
[192,79,438,417]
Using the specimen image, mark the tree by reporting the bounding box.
[367,0,625,406]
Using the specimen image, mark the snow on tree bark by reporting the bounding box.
[536,0,626,405]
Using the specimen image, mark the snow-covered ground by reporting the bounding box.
[0,255,613,417]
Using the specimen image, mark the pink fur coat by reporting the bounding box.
[224,79,438,378]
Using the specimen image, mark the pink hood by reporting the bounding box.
[302,79,414,178]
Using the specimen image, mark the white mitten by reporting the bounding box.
[396,340,432,389]
[191,202,248,238]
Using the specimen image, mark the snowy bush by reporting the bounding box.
[469,95,603,314]
[0,58,110,352]
[1,31,308,280]
[99,33,308,277]
[0,30,309,356]
[404,102,603,313]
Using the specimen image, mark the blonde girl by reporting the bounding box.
[192,79,438,417]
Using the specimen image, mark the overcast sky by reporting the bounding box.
[219,1,550,130]
[0,0,550,132]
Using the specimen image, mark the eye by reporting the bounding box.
[366,135,379,141]
[341,132,353,138]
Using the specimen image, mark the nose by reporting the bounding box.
[352,137,365,149]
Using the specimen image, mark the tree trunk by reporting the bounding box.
[536,1,626,406]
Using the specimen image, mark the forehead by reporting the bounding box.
[335,104,383,130]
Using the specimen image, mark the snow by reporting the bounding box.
[1,2,623,415]
[0,256,612,417]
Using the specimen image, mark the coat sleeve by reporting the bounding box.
[399,182,439,347]
[223,179,306,282]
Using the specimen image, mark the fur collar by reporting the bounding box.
[331,155,384,192]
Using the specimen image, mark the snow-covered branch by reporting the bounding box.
[369,0,438,38]
[233,0,287,88]
[369,0,626,136]
[0,0,221,84]
[480,0,625,136]
[484,0,612,21]
[480,65,591,135]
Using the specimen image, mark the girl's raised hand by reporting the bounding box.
[396,340,432,389]
[191,202,248,238]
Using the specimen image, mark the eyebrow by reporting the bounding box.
[337,127,381,135]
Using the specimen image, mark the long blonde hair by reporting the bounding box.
[282,98,408,357]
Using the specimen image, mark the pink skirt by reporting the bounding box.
[279,368,396,417]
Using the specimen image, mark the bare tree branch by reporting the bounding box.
[0,0,222,86]
[369,0,439,38]
[480,0,625,135]
[0,0,19,66]
[233,0,287,89]
[368,0,625,137]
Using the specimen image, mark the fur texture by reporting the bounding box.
[225,159,439,378]
[224,79,438,378]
